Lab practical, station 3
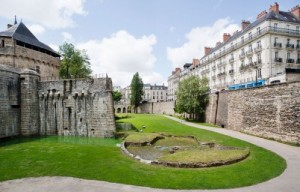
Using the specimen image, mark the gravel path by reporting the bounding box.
[1,116,299,192]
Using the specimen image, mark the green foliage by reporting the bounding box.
[130,72,144,112]
[175,75,209,120]
[59,42,92,78]
[0,114,286,189]
[112,91,122,102]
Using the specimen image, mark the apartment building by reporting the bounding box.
[172,3,300,91]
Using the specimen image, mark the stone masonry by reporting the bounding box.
[206,81,300,144]
[39,78,115,137]
[0,64,116,138]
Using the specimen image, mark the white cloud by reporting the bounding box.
[28,24,45,35]
[77,30,161,87]
[0,0,87,29]
[167,17,239,68]
[62,32,73,42]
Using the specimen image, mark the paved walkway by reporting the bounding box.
[1,116,300,192]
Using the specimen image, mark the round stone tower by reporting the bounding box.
[20,69,40,136]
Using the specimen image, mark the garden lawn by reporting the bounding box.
[0,114,286,189]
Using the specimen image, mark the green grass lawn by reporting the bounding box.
[0,114,286,189]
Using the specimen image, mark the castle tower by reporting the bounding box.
[20,69,40,136]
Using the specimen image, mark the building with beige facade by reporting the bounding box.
[170,3,300,92]
[0,20,60,78]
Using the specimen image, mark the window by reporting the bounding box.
[153,96,155,99]
[36,66,40,74]
[1,39,4,47]
[297,26,300,34]
[241,36,244,43]
[258,68,262,78]
[287,38,290,45]
[257,41,261,48]
[286,25,290,33]
[248,44,252,51]
[274,37,278,43]
[287,52,290,59]
[257,53,261,63]
[274,23,278,31]
[241,48,244,54]
[275,51,278,59]
[248,32,252,40]
[257,27,261,35]
[230,42,233,49]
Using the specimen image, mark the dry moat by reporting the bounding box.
[121,132,250,168]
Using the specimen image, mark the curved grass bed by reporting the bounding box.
[0,114,286,189]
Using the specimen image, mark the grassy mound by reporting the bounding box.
[157,148,249,167]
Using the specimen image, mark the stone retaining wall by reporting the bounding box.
[206,81,300,144]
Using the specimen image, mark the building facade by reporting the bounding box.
[143,84,168,102]
[170,3,300,91]
[0,21,60,78]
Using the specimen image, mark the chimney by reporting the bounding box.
[7,24,13,29]
[269,2,279,14]
[216,41,222,47]
[223,33,231,42]
[241,20,251,30]
[257,10,268,20]
[290,5,300,19]
[192,59,200,66]
[204,47,212,55]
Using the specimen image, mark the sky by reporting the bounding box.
[0,0,298,87]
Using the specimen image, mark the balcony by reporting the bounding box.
[239,53,245,59]
[274,43,282,48]
[217,72,226,77]
[254,46,262,53]
[229,58,234,63]
[286,44,294,50]
[246,49,253,57]
[286,58,294,63]
[217,61,227,67]
[274,58,282,63]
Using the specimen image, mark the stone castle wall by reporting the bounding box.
[0,65,20,138]
[138,101,175,115]
[39,78,115,137]
[0,65,116,138]
[205,82,300,143]
[0,37,60,78]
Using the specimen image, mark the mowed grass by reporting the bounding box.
[0,114,286,189]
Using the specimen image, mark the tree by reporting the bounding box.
[112,91,122,102]
[130,72,144,113]
[59,42,92,78]
[175,75,209,120]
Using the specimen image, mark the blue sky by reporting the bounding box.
[0,0,298,87]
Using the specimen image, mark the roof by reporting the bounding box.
[204,10,300,57]
[0,22,60,57]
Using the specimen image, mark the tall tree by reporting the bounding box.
[112,91,122,102]
[130,72,144,113]
[175,75,209,120]
[59,42,92,78]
